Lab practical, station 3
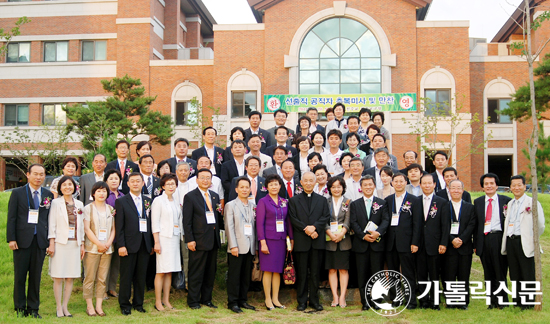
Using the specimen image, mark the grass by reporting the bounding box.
[1,192,549,323]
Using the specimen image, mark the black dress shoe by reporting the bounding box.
[372,304,380,311]
[420,302,431,309]
[190,305,201,310]
[133,306,146,313]
[201,302,217,309]
[121,309,131,316]
[230,306,243,313]
[297,304,307,311]
[392,301,402,308]
[239,303,256,310]
[361,305,370,311]
[29,311,41,319]
[431,305,440,311]
[406,305,417,310]
[310,303,323,311]
[458,305,468,310]
[16,309,27,318]
[487,305,495,310]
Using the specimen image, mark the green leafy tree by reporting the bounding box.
[63,75,175,153]
[0,17,30,56]
[183,98,227,148]
[521,123,550,189]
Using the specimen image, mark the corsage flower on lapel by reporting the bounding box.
[217,152,223,165]
[525,206,532,213]
[144,200,151,217]
[75,208,83,216]
[189,166,195,175]
[295,186,304,194]
[429,204,438,218]
[372,202,382,214]
[342,200,350,212]
[154,187,161,196]
[263,161,268,168]
[216,203,223,213]
[280,198,288,208]
[111,209,116,217]
[323,187,329,195]
[126,167,133,176]
[41,197,51,209]
[401,201,412,213]
[260,135,266,143]
[503,205,508,217]
[334,157,340,166]
[260,185,267,192]
[287,151,293,158]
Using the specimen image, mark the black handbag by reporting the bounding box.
[171,271,186,290]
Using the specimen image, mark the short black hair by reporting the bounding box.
[346,132,361,144]
[372,112,385,124]
[480,173,500,187]
[372,133,387,143]
[281,159,294,169]
[307,152,323,163]
[298,115,312,128]
[339,152,355,167]
[104,169,122,183]
[347,115,360,124]
[248,111,262,119]
[248,134,263,142]
[174,137,189,147]
[91,181,110,201]
[230,127,246,142]
[403,150,418,159]
[295,136,312,150]
[196,168,213,178]
[28,163,45,174]
[380,166,394,177]
[420,173,436,184]
[128,172,143,181]
[333,103,346,114]
[310,130,326,146]
[306,107,318,114]
[230,139,246,149]
[58,175,77,195]
[324,107,334,117]
[139,154,154,164]
[202,126,217,136]
[116,139,130,149]
[245,155,261,167]
[366,124,380,134]
[265,174,283,187]
[61,156,79,170]
[273,109,288,118]
[327,176,346,196]
[93,153,106,162]
[406,163,424,173]
[160,173,178,187]
[442,167,457,177]
[434,150,448,160]
[156,159,170,177]
[392,172,408,182]
[510,174,526,185]
[327,129,342,140]
[235,176,251,187]
[197,156,212,166]
[273,145,288,155]
[360,175,375,186]
[358,108,372,119]
[136,141,152,156]
[312,164,329,177]
[275,126,289,136]
[349,157,364,167]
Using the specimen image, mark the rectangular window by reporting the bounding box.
[44,41,69,62]
[488,98,512,124]
[175,102,187,126]
[231,91,256,118]
[4,104,29,126]
[43,104,66,126]
[425,89,451,116]
[81,40,107,61]
[6,42,31,63]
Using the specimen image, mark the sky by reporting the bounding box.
[202,0,525,41]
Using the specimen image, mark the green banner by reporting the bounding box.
[263,93,416,113]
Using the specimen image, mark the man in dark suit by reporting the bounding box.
[262,146,290,179]
[166,138,197,176]
[278,159,301,199]
[385,172,423,310]
[435,167,472,203]
[221,140,247,203]
[295,107,325,134]
[362,135,398,169]
[139,155,161,200]
[349,175,390,311]
[105,140,140,195]
[244,111,271,153]
[431,151,449,193]
[363,148,399,189]
[265,126,298,159]
[288,172,330,311]
[444,179,476,310]
[473,173,512,309]
[416,173,450,310]
[7,164,53,318]
[190,127,225,176]
[183,169,222,309]
[228,156,267,204]
[399,150,420,174]
[115,172,153,315]
[267,109,295,146]
[79,153,106,206]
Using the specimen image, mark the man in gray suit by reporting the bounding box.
[362,134,398,169]
[79,153,106,205]
[225,177,257,313]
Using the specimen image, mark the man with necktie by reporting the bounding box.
[105,140,140,195]
[166,138,197,176]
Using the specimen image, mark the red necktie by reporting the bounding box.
[287,181,293,198]
[484,198,493,235]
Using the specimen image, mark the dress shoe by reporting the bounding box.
[372,304,381,311]
[96,310,106,316]
[420,302,431,309]
[392,301,402,308]
[297,304,307,311]
[361,304,370,311]
[431,305,440,311]
[239,303,256,310]
[190,305,201,310]
[16,309,27,318]
[86,309,97,316]
[406,305,417,310]
[458,305,468,310]
[310,303,324,311]
[487,305,495,310]
[273,304,286,309]
[265,304,274,311]
[230,306,243,313]
[201,302,217,309]
[121,309,131,316]
[29,310,41,319]
[133,306,146,313]
[107,290,118,298]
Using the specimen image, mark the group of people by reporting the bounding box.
[6,103,545,318]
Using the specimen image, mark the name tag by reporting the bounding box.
[276,220,284,233]
[220,230,226,244]
[28,209,39,224]
[330,221,338,233]
[139,219,147,232]
[484,221,491,234]
[507,223,515,236]
[174,224,180,236]
[98,228,108,241]
[391,213,399,226]
[248,196,255,202]
[68,226,75,239]
[450,222,459,235]
[206,211,216,224]
[244,223,253,236]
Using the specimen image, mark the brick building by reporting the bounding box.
[0,0,547,190]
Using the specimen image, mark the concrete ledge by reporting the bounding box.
[416,21,470,28]
[213,24,265,31]
[149,59,214,66]
[11,33,117,42]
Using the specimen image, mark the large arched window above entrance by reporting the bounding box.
[299,17,381,95]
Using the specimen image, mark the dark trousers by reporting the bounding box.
[355,249,384,306]
[187,248,218,307]
[118,241,150,311]
[13,236,46,311]
[444,253,472,306]
[506,237,536,307]
[481,232,509,306]
[146,253,156,290]
[386,247,417,307]
[227,252,253,307]
[416,247,440,306]
[294,249,323,306]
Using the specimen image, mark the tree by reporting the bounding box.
[402,95,490,165]
[521,123,550,190]
[63,75,175,153]
[0,17,30,56]
[183,98,227,148]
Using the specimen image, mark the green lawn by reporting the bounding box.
[1,192,549,323]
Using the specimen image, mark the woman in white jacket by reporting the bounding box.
[151,174,182,311]
[47,176,85,318]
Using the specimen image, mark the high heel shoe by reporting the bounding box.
[273,304,286,309]
[330,302,339,307]
[265,304,274,311]
[154,305,163,311]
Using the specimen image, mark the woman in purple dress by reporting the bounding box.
[256,174,294,310]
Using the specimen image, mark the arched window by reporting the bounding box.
[299,17,381,95]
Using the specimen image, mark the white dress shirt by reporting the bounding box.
[395,192,405,214]
[188,175,224,200]
[205,145,216,174]
[176,181,192,206]
[235,159,246,176]
[435,170,445,190]
[485,194,501,232]
[130,192,142,217]
[325,149,344,175]
[345,176,362,201]
[422,193,434,220]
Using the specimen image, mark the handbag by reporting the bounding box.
[251,255,263,282]
[171,270,186,290]
[283,251,296,285]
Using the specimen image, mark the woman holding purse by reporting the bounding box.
[151,174,182,311]
[256,174,294,310]
[82,181,115,316]
[47,176,85,317]
[325,176,352,308]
